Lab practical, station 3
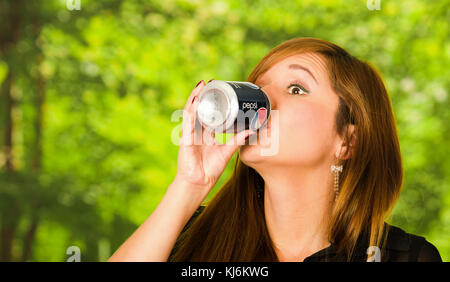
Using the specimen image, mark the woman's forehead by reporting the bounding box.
[256,53,327,86]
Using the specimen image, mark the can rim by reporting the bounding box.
[197,81,239,132]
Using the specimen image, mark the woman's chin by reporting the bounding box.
[239,147,259,168]
[239,139,269,163]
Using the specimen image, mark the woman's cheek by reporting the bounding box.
[280,107,331,164]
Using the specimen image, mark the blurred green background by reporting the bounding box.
[0,0,448,262]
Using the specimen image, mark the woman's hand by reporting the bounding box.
[174,79,254,196]
[108,79,254,262]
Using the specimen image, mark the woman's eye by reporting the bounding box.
[288,84,309,95]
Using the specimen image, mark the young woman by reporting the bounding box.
[109,38,442,262]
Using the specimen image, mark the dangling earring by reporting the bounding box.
[331,164,343,201]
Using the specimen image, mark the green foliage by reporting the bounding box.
[0,0,448,261]
[0,61,7,85]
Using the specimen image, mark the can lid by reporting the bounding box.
[197,88,229,128]
[197,81,238,132]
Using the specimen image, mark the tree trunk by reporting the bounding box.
[0,72,19,262]
[21,216,39,262]
[0,0,24,262]
[22,53,46,262]
[20,1,46,262]
[3,73,14,172]
[0,206,20,262]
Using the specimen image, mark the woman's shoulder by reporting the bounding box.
[383,223,442,262]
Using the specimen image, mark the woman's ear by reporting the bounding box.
[335,124,356,160]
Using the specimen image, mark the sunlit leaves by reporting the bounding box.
[2,0,449,261]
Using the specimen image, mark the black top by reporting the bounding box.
[170,206,442,262]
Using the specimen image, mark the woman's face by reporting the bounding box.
[240,53,342,169]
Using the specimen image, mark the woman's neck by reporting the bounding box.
[259,163,334,261]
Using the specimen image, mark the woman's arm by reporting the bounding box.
[108,80,253,262]
[108,179,206,262]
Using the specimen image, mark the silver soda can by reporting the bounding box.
[196,80,271,133]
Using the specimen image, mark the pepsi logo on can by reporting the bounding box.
[197,80,271,133]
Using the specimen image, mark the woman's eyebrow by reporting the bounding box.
[288,64,318,84]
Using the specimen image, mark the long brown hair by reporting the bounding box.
[170,38,403,261]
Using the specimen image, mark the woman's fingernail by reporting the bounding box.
[195,80,204,88]
[207,78,215,83]
[191,96,198,104]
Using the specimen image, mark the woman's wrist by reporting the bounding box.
[167,178,210,210]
